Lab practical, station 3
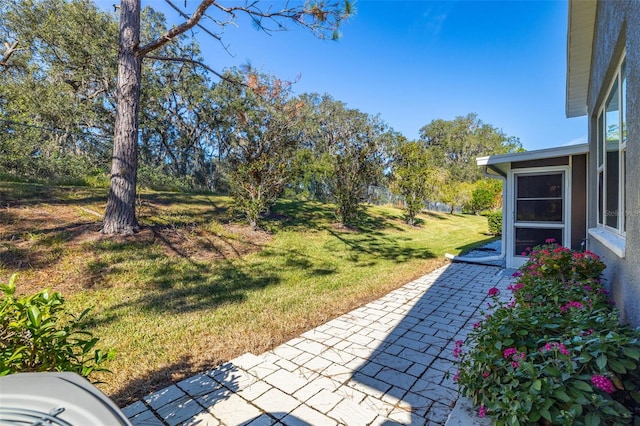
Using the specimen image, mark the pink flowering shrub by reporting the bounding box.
[454,243,640,425]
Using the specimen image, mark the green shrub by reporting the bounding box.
[466,179,502,214]
[454,242,640,425]
[0,274,115,382]
[486,210,502,235]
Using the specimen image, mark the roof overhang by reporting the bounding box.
[477,143,589,174]
[566,0,597,118]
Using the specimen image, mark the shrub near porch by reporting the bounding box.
[455,241,640,425]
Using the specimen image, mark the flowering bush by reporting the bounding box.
[454,242,640,425]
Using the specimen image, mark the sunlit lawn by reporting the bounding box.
[0,182,494,405]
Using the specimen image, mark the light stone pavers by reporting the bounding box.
[124,262,514,426]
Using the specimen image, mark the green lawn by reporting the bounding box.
[0,182,494,405]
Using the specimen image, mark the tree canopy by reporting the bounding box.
[1,0,525,229]
[0,0,117,181]
[419,113,522,183]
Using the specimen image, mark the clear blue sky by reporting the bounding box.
[102,0,587,151]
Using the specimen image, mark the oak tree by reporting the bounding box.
[0,0,117,181]
[419,113,522,183]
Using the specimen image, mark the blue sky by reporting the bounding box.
[103,0,587,151]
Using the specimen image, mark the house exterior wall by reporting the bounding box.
[587,1,640,327]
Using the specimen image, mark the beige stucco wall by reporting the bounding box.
[586,1,640,327]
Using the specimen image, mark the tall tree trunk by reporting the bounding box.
[102,0,141,235]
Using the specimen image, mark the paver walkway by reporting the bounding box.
[122,262,514,426]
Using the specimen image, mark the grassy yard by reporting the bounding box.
[0,181,494,406]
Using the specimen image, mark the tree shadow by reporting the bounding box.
[114,355,242,424]
[326,228,436,264]
[244,413,312,425]
[343,263,513,424]
[266,199,407,234]
[402,217,426,227]
[119,360,317,426]
[140,191,230,208]
[88,260,280,321]
[146,224,256,261]
[138,195,232,230]
[348,209,405,233]
[279,248,338,278]
[0,182,106,207]
[0,220,102,271]
[113,264,513,425]
[264,199,337,232]
[420,211,449,221]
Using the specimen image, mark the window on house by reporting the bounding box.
[621,60,627,232]
[605,79,619,229]
[596,55,626,234]
[597,113,604,225]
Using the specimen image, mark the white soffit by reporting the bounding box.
[566,0,597,118]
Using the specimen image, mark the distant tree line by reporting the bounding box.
[1,0,521,229]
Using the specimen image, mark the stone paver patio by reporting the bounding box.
[122,262,514,426]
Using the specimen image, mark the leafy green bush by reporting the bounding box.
[0,274,115,382]
[486,210,502,235]
[466,179,502,214]
[454,242,640,425]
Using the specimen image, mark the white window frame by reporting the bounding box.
[590,52,626,258]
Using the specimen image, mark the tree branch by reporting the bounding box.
[1,40,20,67]
[137,0,215,57]
[138,0,350,59]
[144,55,245,87]
[163,0,222,41]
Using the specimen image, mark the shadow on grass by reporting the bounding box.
[140,191,228,208]
[267,200,406,234]
[89,259,280,319]
[0,182,106,207]
[278,248,338,277]
[401,216,426,227]
[146,224,250,261]
[327,228,436,264]
[83,239,163,288]
[265,199,336,232]
[421,211,450,221]
[0,221,101,271]
[349,210,405,233]
[139,195,232,228]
